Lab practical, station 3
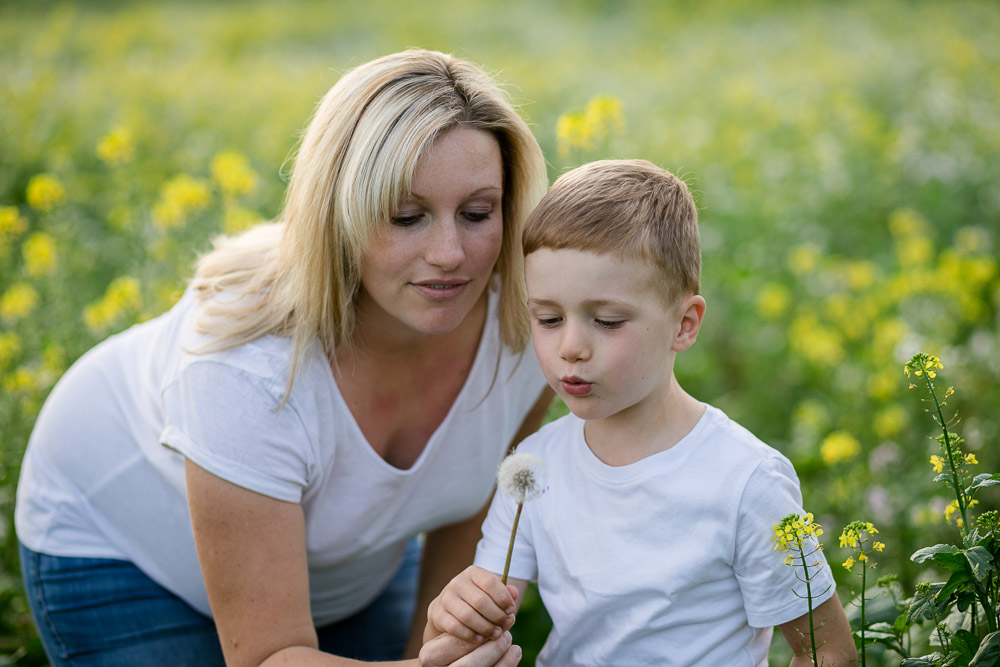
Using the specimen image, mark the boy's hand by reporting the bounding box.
[418,631,521,667]
[425,566,518,644]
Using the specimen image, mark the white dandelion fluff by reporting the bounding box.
[496,451,546,584]
[497,452,546,503]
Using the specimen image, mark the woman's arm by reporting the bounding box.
[188,460,521,667]
[777,592,858,667]
[404,388,554,658]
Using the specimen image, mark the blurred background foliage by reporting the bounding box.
[1,1,998,664]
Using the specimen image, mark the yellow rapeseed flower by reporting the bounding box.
[839,520,881,570]
[789,313,845,367]
[929,455,945,473]
[83,276,142,334]
[22,232,58,277]
[844,260,877,290]
[788,243,821,275]
[222,206,262,235]
[873,405,906,440]
[0,205,27,243]
[820,431,861,465]
[842,557,855,569]
[0,332,21,367]
[756,283,791,319]
[583,95,625,143]
[96,126,135,166]
[1,283,38,322]
[26,174,66,212]
[556,112,590,157]
[152,174,211,230]
[211,151,258,198]
[964,453,978,465]
[888,208,928,239]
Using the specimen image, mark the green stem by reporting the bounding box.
[501,502,523,585]
[925,375,968,536]
[797,542,818,665]
[860,558,867,667]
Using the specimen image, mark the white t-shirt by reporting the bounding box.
[16,287,546,625]
[474,406,835,667]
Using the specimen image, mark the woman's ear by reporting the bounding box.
[671,294,706,352]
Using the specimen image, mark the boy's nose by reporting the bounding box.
[558,324,591,362]
[425,218,465,271]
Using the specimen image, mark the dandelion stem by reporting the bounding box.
[501,502,523,586]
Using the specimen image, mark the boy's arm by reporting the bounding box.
[777,592,858,666]
[425,567,527,645]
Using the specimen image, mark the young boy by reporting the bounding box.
[424,160,857,666]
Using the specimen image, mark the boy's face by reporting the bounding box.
[525,248,696,425]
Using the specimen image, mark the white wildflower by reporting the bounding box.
[497,452,546,503]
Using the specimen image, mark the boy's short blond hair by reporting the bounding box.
[523,159,700,303]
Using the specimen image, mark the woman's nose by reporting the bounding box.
[425,218,465,271]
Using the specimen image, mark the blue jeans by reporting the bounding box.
[19,539,421,666]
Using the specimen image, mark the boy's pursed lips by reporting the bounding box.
[560,375,593,397]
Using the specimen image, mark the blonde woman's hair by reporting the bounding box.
[523,159,700,304]
[191,49,547,398]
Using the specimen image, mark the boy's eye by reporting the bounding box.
[535,316,562,327]
[596,319,624,330]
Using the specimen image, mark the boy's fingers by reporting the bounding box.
[419,631,519,667]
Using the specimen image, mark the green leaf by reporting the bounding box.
[936,473,956,483]
[952,629,981,662]
[969,631,1000,667]
[913,544,961,563]
[967,473,1000,496]
[964,546,995,582]
[939,568,972,600]
[907,583,948,624]
[902,654,944,667]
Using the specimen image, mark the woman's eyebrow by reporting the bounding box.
[408,185,502,201]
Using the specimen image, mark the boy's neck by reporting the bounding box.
[582,376,706,467]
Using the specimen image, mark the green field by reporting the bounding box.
[2,1,999,664]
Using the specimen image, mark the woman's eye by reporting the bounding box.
[596,319,624,330]
[391,213,423,226]
[463,210,492,223]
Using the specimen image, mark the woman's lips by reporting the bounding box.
[412,280,468,301]
[561,375,593,397]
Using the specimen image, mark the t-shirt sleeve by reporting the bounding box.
[733,456,835,628]
[474,488,538,583]
[161,359,314,503]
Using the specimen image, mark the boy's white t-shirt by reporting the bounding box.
[16,287,546,625]
[475,406,835,667]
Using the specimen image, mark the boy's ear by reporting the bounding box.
[671,295,706,352]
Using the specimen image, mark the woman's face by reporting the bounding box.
[357,126,504,340]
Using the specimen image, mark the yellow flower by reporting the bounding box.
[773,512,824,556]
[152,174,211,230]
[844,260,877,290]
[930,455,945,474]
[789,313,845,367]
[964,453,978,465]
[96,126,135,166]
[842,557,855,570]
[756,283,791,319]
[556,111,590,157]
[874,405,906,439]
[83,276,142,334]
[873,542,885,552]
[26,174,66,212]
[788,243,821,275]
[211,151,258,198]
[888,208,928,238]
[222,206,262,235]
[583,95,625,143]
[0,205,27,243]
[0,332,21,367]
[1,283,38,322]
[820,431,860,465]
[22,232,58,277]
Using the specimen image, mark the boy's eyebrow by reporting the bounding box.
[527,297,631,309]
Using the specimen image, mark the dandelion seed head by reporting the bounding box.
[497,452,546,503]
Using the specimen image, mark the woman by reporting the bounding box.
[15,49,551,666]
